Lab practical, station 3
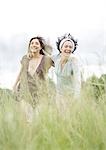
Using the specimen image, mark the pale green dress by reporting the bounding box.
[52,54,81,98]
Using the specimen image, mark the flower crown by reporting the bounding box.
[56,33,78,53]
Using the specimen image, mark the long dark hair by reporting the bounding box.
[28,36,46,55]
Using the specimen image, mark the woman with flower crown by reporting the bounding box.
[52,33,81,111]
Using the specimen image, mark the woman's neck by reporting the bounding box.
[32,52,41,58]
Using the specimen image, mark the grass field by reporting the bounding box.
[0,85,106,150]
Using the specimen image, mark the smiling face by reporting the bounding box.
[29,38,42,53]
[60,40,74,57]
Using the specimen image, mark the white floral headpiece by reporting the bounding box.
[59,38,75,51]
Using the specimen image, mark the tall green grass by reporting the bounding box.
[0,84,106,150]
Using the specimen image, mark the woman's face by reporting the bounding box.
[60,41,74,57]
[29,38,42,53]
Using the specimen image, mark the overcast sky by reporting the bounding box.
[0,0,105,89]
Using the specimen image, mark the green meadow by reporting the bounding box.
[0,75,106,150]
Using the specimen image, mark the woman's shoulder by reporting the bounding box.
[22,55,27,59]
[69,54,82,70]
[21,55,28,64]
[44,55,54,66]
[70,54,79,63]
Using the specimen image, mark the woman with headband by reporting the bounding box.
[52,33,81,111]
